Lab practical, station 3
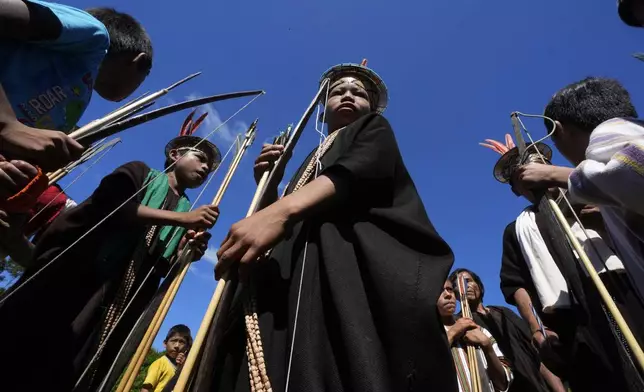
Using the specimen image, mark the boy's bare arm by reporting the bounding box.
[135,205,220,230]
[0,85,84,171]
[215,174,340,278]
[0,0,62,40]
[513,288,542,334]
[0,1,83,171]
[141,386,153,392]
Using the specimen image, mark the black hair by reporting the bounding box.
[164,157,174,170]
[329,73,379,111]
[448,268,485,301]
[544,77,637,133]
[165,324,193,346]
[618,0,644,27]
[86,8,153,71]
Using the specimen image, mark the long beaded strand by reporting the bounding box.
[243,128,342,392]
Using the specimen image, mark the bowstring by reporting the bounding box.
[515,112,643,374]
[75,135,239,389]
[0,93,263,306]
[28,139,122,225]
[284,80,330,392]
[515,112,613,273]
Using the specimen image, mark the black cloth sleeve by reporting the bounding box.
[499,221,532,305]
[89,161,150,220]
[321,113,398,203]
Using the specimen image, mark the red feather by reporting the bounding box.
[479,142,503,154]
[505,134,516,149]
[485,139,509,154]
[180,110,197,136]
[189,113,208,136]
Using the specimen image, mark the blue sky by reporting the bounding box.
[51,0,644,349]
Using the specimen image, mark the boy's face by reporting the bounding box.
[437,280,456,317]
[171,149,211,189]
[550,121,588,166]
[95,53,150,102]
[164,334,188,359]
[325,76,373,128]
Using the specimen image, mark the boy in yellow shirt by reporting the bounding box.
[142,324,192,392]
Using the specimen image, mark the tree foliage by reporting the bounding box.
[0,258,24,295]
[112,347,164,392]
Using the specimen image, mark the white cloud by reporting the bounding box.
[202,245,219,266]
[188,264,213,281]
[185,93,248,144]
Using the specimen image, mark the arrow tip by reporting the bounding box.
[167,72,202,91]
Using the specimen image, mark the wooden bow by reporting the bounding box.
[114,119,259,392]
[173,77,332,392]
[509,112,644,373]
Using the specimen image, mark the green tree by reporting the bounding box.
[112,347,164,392]
[0,258,24,295]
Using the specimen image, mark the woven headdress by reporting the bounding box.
[480,134,553,183]
[164,109,222,172]
[319,59,388,113]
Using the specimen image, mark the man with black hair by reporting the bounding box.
[513,77,644,304]
[449,268,565,392]
[0,1,153,173]
[438,278,513,392]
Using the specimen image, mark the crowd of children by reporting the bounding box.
[2,0,644,391]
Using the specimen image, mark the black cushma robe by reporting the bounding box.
[500,205,644,392]
[469,306,551,392]
[204,113,458,392]
[0,162,182,391]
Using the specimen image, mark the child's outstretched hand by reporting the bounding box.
[179,230,212,261]
[179,205,219,230]
[0,121,84,171]
[512,163,573,190]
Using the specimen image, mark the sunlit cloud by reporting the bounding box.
[185,93,248,144]
[188,264,213,281]
[202,245,219,266]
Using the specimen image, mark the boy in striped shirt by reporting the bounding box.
[439,279,513,392]
[512,77,644,303]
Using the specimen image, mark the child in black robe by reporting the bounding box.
[201,61,458,392]
[0,111,220,391]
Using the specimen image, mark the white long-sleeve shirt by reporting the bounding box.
[568,118,644,301]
